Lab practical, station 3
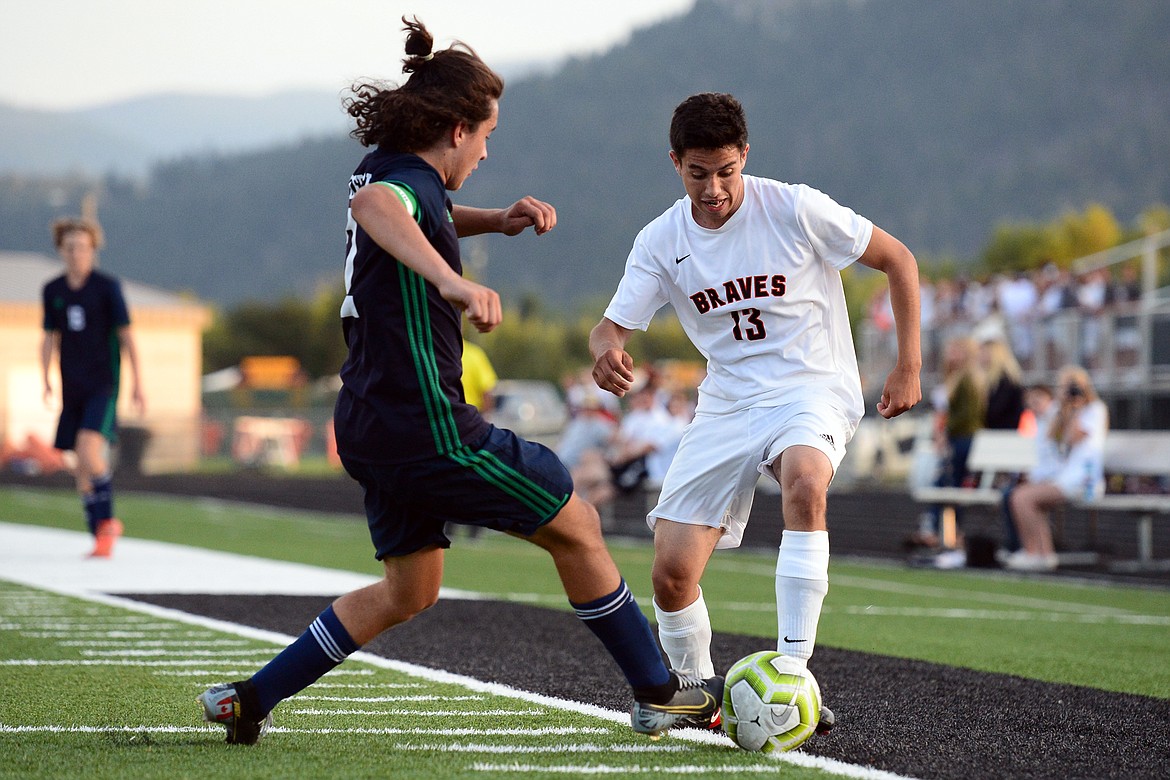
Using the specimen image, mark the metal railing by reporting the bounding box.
[858,229,1170,426]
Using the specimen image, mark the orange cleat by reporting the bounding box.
[88,518,124,558]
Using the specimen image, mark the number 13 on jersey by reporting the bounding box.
[731,308,766,341]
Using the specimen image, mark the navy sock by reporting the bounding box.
[82,493,98,537]
[91,473,113,522]
[82,491,101,535]
[250,605,360,715]
[571,579,671,693]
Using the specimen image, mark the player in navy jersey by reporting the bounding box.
[199,17,721,745]
[41,217,145,558]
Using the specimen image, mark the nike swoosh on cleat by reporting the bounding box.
[783,636,808,643]
[676,691,719,714]
[674,254,690,264]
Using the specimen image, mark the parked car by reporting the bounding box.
[487,379,569,446]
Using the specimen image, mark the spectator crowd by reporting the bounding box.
[868,261,1145,375]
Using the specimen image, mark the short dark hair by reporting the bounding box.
[345,16,504,150]
[669,93,748,157]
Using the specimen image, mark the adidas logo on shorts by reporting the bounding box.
[819,433,835,450]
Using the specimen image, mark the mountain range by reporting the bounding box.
[1,0,1167,309]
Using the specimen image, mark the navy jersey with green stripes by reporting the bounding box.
[335,149,489,464]
[42,270,130,400]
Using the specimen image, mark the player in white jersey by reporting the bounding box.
[590,93,922,732]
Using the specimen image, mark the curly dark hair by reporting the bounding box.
[669,93,749,157]
[345,16,504,151]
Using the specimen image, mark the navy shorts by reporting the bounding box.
[54,391,117,450]
[341,425,573,560]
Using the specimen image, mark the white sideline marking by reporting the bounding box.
[79,648,280,657]
[830,572,1145,614]
[303,683,425,689]
[0,521,921,780]
[834,605,1170,625]
[472,764,915,778]
[0,659,292,666]
[0,521,381,596]
[414,743,692,754]
[287,708,545,717]
[294,694,484,702]
[707,558,1151,615]
[0,725,217,734]
[154,669,377,678]
[0,724,607,737]
[57,639,255,647]
[19,631,154,638]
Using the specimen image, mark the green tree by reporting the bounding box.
[980,204,1123,273]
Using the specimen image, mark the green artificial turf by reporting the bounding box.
[3,486,1169,699]
[0,581,838,780]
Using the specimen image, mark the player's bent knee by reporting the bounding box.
[650,565,698,607]
[380,588,439,627]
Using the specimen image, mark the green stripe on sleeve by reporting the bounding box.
[375,181,420,221]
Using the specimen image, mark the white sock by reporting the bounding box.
[775,530,830,664]
[653,586,715,678]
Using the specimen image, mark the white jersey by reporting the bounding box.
[604,175,872,426]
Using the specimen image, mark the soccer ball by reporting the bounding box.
[723,651,821,752]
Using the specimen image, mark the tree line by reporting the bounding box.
[203,201,1169,383]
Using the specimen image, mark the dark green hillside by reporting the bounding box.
[1,0,1166,307]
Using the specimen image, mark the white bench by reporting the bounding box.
[912,429,1170,570]
[1073,431,1170,572]
[911,430,1038,552]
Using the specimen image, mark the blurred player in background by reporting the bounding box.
[198,17,720,745]
[41,217,145,558]
[460,337,497,414]
[591,92,921,732]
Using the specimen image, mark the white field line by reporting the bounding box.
[437,587,1167,626]
[17,631,215,638]
[294,694,484,702]
[14,585,921,780]
[154,669,377,678]
[287,708,546,716]
[301,683,425,689]
[0,659,297,666]
[78,648,281,657]
[471,763,915,778]
[18,632,156,639]
[0,724,608,737]
[437,573,1164,624]
[404,743,692,753]
[56,639,256,647]
[705,558,1148,616]
[4,626,183,631]
[713,601,1170,625]
[3,616,170,624]
[829,605,1170,625]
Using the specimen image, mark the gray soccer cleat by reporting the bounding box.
[198,682,272,745]
[631,671,724,738]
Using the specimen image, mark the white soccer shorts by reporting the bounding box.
[647,399,854,550]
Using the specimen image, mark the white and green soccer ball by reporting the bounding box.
[723,651,821,753]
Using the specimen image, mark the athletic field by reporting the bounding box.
[1,485,1168,779]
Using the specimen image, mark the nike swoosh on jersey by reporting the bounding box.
[674,254,691,264]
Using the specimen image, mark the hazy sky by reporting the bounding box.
[0,0,694,111]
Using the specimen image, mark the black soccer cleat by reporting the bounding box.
[815,704,835,736]
[198,681,272,745]
[631,671,724,738]
[675,707,724,733]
